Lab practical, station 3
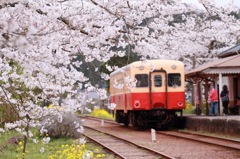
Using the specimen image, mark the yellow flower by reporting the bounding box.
[96,154,101,157]
[19,142,22,145]
[47,104,53,109]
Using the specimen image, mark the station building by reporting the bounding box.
[185,44,240,116]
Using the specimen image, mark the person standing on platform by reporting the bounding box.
[220,85,229,117]
[209,86,219,116]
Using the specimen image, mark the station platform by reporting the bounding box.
[182,114,240,137]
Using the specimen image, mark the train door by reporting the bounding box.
[150,70,168,109]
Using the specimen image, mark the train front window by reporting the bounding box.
[154,75,162,87]
[168,73,181,87]
[135,74,148,87]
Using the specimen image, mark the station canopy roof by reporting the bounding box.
[185,54,240,79]
[217,44,240,58]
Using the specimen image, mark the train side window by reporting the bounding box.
[154,75,162,87]
[168,73,181,87]
[135,74,148,87]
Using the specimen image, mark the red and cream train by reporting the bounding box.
[109,59,185,129]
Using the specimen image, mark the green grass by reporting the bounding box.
[0,128,108,159]
[0,128,73,159]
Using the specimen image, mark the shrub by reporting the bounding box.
[42,113,83,139]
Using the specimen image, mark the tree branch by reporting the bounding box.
[89,0,137,29]
[0,85,22,120]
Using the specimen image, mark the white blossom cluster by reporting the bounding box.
[96,88,108,100]
[42,137,51,144]
[0,0,239,153]
[40,147,44,153]
[76,126,84,133]
[85,107,92,113]
[108,103,117,110]
[101,73,110,80]
[124,76,137,91]
[78,138,86,145]
[113,79,124,89]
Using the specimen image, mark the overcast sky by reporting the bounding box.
[182,0,240,9]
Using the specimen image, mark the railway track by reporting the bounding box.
[82,125,175,159]
[157,130,240,151]
[82,116,240,153]
[83,116,117,124]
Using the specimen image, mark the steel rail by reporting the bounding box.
[82,132,125,159]
[175,130,240,144]
[157,131,240,151]
[83,116,117,124]
[84,125,175,159]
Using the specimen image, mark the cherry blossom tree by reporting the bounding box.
[0,0,239,155]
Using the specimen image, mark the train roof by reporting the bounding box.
[110,59,184,76]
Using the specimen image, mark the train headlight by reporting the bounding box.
[178,102,183,107]
[171,64,177,69]
[134,100,140,108]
